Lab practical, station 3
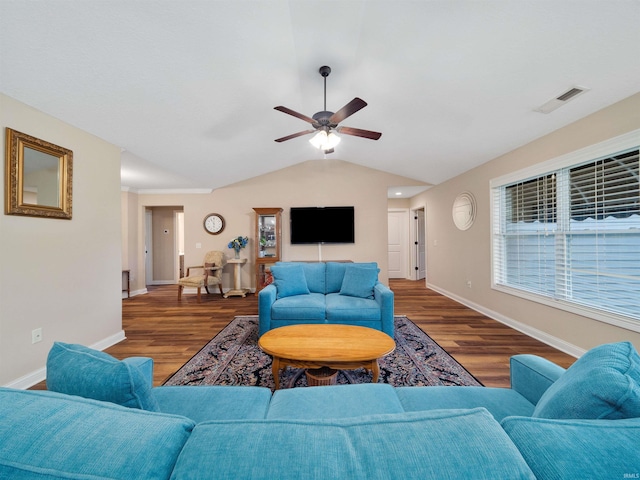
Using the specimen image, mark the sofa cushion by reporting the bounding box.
[271,264,311,298]
[266,384,404,420]
[172,409,535,479]
[271,292,326,320]
[532,341,640,419]
[396,386,535,422]
[326,261,378,293]
[339,264,379,299]
[0,388,194,480]
[153,386,272,422]
[47,342,160,411]
[325,293,381,321]
[502,415,640,480]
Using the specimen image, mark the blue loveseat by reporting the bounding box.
[258,261,394,337]
[1,341,639,479]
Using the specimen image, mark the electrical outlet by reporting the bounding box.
[466,280,472,289]
[32,328,42,344]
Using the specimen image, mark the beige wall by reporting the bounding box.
[1,94,123,387]
[125,160,426,293]
[412,92,640,354]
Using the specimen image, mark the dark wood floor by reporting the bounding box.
[33,279,576,389]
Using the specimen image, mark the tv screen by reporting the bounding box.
[290,206,355,244]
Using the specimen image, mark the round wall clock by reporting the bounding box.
[203,213,225,235]
[452,192,476,231]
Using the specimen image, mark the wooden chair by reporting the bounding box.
[177,251,226,302]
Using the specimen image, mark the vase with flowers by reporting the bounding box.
[228,236,248,259]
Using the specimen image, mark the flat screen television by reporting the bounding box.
[290,206,355,244]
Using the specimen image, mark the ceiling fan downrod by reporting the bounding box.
[319,65,331,112]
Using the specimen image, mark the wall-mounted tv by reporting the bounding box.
[290,206,355,244]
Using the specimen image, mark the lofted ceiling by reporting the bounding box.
[1,1,639,197]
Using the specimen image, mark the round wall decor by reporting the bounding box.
[452,192,476,231]
[203,213,225,235]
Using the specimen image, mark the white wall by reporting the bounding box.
[0,94,123,387]
[412,92,640,355]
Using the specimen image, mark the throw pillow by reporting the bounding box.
[532,341,640,420]
[339,264,379,299]
[46,342,160,411]
[270,264,310,299]
[326,262,378,293]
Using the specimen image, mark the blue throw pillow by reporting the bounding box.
[532,341,640,420]
[339,264,379,299]
[46,342,160,411]
[270,264,310,299]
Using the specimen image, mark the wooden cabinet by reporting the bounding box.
[253,208,283,294]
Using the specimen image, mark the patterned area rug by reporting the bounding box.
[164,316,482,390]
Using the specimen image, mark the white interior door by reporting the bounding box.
[388,210,409,278]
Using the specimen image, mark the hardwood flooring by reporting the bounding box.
[33,279,576,390]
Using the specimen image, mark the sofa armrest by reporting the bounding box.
[374,283,395,338]
[123,357,154,388]
[510,354,566,406]
[258,284,277,336]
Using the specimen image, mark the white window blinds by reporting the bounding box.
[493,146,640,324]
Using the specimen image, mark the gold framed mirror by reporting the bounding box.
[5,128,73,219]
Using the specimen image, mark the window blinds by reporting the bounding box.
[494,148,640,321]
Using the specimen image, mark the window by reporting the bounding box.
[491,131,640,331]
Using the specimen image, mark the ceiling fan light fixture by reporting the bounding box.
[327,131,340,149]
[309,130,340,150]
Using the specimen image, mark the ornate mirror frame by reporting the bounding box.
[5,128,73,219]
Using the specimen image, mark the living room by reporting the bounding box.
[1,2,639,392]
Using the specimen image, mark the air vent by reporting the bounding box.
[535,85,590,114]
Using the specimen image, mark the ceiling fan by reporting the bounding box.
[274,66,382,154]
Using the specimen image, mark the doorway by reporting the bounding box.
[387,209,409,278]
[144,206,184,286]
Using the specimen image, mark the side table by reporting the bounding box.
[224,258,249,298]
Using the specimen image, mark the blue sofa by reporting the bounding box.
[1,341,639,479]
[258,261,394,337]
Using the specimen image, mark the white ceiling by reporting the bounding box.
[1,1,639,196]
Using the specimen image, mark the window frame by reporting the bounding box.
[490,129,640,333]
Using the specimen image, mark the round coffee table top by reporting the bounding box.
[258,324,395,363]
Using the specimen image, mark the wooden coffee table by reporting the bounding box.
[258,324,396,389]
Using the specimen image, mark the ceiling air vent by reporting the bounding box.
[535,85,590,114]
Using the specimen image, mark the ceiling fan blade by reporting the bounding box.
[274,106,316,124]
[338,126,382,140]
[274,130,315,143]
[329,97,367,124]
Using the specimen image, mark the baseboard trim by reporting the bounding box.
[4,330,127,390]
[426,283,584,359]
[123,288,147,299]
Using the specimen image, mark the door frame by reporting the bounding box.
[410,205,427,281]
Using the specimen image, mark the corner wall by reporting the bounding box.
[0,94,123,387]
[412,92,640,354]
